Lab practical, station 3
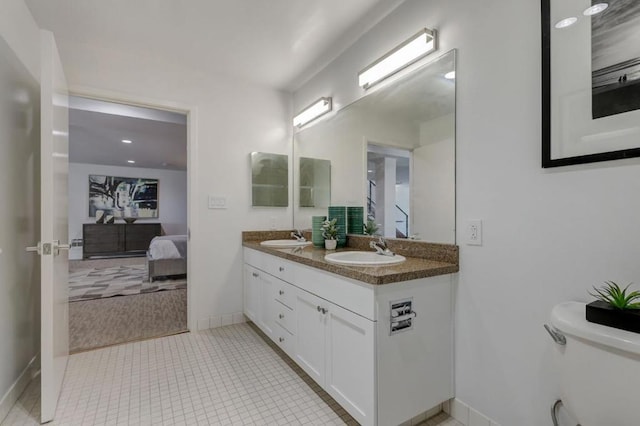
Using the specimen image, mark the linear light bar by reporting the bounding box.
[293,97,332,127]
[358,28,437,89]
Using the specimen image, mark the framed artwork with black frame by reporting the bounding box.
[542,0,640,168]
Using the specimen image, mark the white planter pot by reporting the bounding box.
[324,239,337,250]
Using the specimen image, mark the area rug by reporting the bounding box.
[69,264,187,301]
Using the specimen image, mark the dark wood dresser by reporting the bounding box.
[83,223,162,258]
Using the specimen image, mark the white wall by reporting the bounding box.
[294,0,640,425]
[68,163,188,249]
[0,0,41,418]
[56,39,292,330]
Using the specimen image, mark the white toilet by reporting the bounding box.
[550,301,640,426]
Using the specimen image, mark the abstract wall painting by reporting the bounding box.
[89,175,159,218]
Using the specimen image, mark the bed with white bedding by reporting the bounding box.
[147,235,187,282]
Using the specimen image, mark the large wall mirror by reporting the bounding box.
[293,49,456,243]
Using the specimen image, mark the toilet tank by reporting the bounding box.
[550,302,640,426]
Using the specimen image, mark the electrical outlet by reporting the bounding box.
[467,220,482,246]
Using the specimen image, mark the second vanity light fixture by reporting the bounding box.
[293,97,332,127]
[358,28,437,89]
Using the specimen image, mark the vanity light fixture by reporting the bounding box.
[293,97,332,127]
[122,139,132,144]
[583,3,608,16]
[358,28,437,89]
[444,71,456,80]
[127,160,135,164]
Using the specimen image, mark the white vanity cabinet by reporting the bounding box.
[243,247,453,426]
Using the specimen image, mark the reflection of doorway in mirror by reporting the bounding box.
[367,143,411,238]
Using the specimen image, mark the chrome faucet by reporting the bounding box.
[369,237,395,256]
[291,229,306,242]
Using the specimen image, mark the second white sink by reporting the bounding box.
[324,251,406,267]
[260,239,312,248]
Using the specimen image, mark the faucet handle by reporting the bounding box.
[291,229,306,242]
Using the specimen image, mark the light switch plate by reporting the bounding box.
[208,195,227,209]
[466,220,482,246]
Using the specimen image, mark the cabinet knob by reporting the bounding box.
[279,337,285,343]
[279,266,285,272]
[279,290,285,296]
[317,305,321,312]
[279,313,284,319]
[321,307,328,315]
[252,272,259,277]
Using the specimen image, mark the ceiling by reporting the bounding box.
[27,1,406,169]
[25,0,402,91]
[69,97,187,170]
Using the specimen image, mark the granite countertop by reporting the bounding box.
[242,231,459,285]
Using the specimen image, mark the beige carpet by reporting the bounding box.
[69,289,187,353]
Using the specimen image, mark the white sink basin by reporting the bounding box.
[260,239,312,248]
[324,251,406,267]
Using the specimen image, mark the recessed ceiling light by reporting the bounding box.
[122,139,132,144]
[444,71,456,80]
[584,3,608,16]
[127,160,135,164]
[555,17,578,29]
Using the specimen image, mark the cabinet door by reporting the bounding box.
[294,289,326,386]
[243,265,261,323]
[124,223,161,251]
[258,273,276,339]
[325,303,375,426]
[83,224,124,256]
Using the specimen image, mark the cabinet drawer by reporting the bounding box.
[274,280,296,309]
[274,301,295,334]
[263,256,295,283]
[273,324,294,356]
[243,248,264,270]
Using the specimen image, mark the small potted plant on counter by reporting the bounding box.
[363,220,379,236]
[322,218,339,250]
[586,281,640,333]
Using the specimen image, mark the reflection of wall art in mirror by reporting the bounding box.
[542,0,640,167]
[293,49,456,244]
[299,157,331,208]
[89,175,158,218]
[251,152,289,207]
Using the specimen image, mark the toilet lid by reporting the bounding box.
[551,301,640,356]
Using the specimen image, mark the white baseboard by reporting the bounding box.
[0,354,40,424]
[444,398,501,426]
[197,312,247,331]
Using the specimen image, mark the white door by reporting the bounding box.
[37,30,70,423]
[243,265,261,322]
[258,273,276,338]
[294,289,326,386]
[324,303,375,426]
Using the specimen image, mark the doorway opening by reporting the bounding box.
[67,96,189,352]
[367,143,412,238]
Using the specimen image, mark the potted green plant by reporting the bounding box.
[321,218,339,250]
[586,281,640,333]
[363,220,379,236]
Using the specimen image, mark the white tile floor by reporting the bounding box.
[1,323,462,426]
